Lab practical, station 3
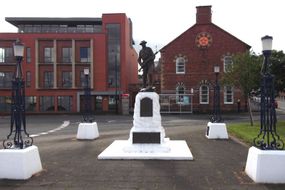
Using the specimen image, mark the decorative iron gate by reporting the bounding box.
[159,94,193,113]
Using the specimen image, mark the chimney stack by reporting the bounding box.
[196,6,212,24]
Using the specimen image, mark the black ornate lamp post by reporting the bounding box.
[253,35,284,150]
[82,68,92,123]
[3,39,33,149]
[210,65,222,123]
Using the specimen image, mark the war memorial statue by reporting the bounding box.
[98,41,192,160]
[137,40,157,91]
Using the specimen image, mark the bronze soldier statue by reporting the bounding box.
[138,40,156,91]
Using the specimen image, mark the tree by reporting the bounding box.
[270,50,285,94]
[222,51,262,126]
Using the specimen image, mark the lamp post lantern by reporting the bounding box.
[253,35,284,150]
[82,68,92,123]
[210,65,222,123]
[3,39,33,149]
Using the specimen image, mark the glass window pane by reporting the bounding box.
[44,47,53,63]
[26,47,31,63]
[107,24,121,88]
[0,48,4,63]
[0,96,11,112]
[80,47,90,63]
[176,57,185,74]
[224,86,233,104]
[0,48,13,63]
[26,71,31,87]
[224,56,233,72]
[25,96,36,112]
[62,71,72,88]
[176,84,185,103]
[80,71,85,87]
[40,96,54,111]
[58,96,72,112]
[44,72,53,88]
[62,47,72,63]
[200,85,209,104]
[0,72,13,88]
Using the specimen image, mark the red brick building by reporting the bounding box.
[0,14,138,114]
[160,6,251,113]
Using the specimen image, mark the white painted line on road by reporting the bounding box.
[30,120,70,138]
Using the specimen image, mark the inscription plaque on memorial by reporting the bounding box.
[140,97,153,117]
[132,132,160,144]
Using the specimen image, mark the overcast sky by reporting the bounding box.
[0,0,284,55]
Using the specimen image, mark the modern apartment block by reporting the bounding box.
[0,13,138,114]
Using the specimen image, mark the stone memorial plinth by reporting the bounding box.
[129,92,165,145]
[98,92,193,160]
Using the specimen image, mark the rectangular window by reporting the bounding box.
[176,62,185,74]
[62,71,72,88]
[25,96,36,112]
[224,56,233,73]
[44,47,54,63]
[176,57,185,74]
[176,86,185,104]
[62,47,72,63]
[224,86,234,104]
[200,85,209,104]
[0,48,13,63]
[26,71,31,87]
[0,72,13,88]
[106,24,121,88]
[58,96,72,112]
[26,47,31,63]
[80,71,85,87]
[80,47,90,63]
[0,96,11,112]
[44,71,53,88]
[108,95,116,111]
[40,96,54,112]
[0,48,4,63]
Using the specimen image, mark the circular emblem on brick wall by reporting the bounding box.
[195,32,212,48]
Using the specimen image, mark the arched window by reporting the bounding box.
[223,55,233,72]
[199,85,209,104]
[176,83,185,104]
[176,57,185,74]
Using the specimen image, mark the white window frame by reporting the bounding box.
[44,47,54,63]
[62,47,72,63]
[80,47,91,63]
[199,85,209,104]
[223,55,233,73]
[224,85,234,104]
[176,57,185,74]
[176,84,185,104]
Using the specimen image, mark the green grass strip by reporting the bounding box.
[228,120,285,148]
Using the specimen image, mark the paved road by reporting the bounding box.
[0,114,285,190]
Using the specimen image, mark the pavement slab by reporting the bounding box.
[0,114,285,189]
